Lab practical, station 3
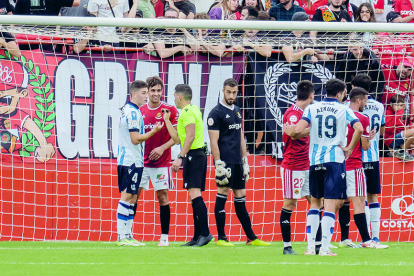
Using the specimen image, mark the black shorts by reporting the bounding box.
[363,161,381,194]
[309,162,347,200]
[117,164,143,195]
[217,163,245,190]
[183,148,207,191]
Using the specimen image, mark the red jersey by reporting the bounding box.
[281,104,310,171]
[382,65,413,105]
[294,0,328,19]
[140,102,178,168]
[346,111,370,171]
[0,109,29,153]
[373,33,408,67]
[393,0,414,23]
[384,106,405,147]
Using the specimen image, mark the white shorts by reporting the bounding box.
[281,167,310,199]
[346,168,367,197]
[140,167,175,191]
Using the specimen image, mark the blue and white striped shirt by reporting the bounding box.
[302,98,359,165]
[362,96,385,163]
[117,101,145,167]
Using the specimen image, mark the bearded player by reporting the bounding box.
[207,78,270,247]
[140,76,178,246]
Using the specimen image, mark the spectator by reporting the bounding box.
[0,0,14,14]
[153,9,193,59]
[60,0,89,16]
[0,30,20,58]
[15,0,80,15]
[269,0,305,21]
[241,5,259,19]
[208,0,221,13]
[241,0,265,11]
[72,14,101,54]
[228,16,272,57]
[337,45,385,102]
[386,10,403,23]
[295,0,327,20]
[310,0,353,38]
[356,2,376,22]
[281,12,331,62]
[382,58,414,105]
[181,13,226,57]
[120,9,155,54]
[392,0,414,23]
[209,0,241,20]
[384,94,414,161]
[164,0,192,19]
[341,0,358,21]
[257,10,271,20]
[87,0,130,48]
[151,0,164,17]
[137,0,156,18]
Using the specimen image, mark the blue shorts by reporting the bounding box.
[363,161,381,194]
[309,162,347,200]
[389,132,404,149]
[117,164,143,195]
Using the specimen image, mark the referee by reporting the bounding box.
[163,84,212,247]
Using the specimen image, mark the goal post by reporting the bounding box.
[0,16,413,242]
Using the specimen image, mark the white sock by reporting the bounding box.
[117,200,131,240]
[321,212,335,252]
[306,209,320,250]
[283,242,292,247]
[161,234,169,242]
[127,204,135,238]
[369,202,381,239]
[365,201,371,236]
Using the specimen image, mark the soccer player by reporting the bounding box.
[280,80,315,255]
[163,84,213,247]
[352,74,388,246]
[116,80,163,246]
[344,88,387,249]
[284,78,363,256]
[140,77,178,246]
[207,78,270,247]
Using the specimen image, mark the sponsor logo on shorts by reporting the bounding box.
[315,165,326,171]
[391,195,414,216]
[341,173,345,179]
[131,184,136,191]
[294,189,299,194]
[157,174,165,180]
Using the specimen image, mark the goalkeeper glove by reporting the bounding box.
[242,157,250,183]
[215,160,231,185]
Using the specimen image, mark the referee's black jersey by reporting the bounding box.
[207,102,243,165]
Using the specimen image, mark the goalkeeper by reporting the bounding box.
[207,78,270,247]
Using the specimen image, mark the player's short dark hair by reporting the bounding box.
[175,84,192,100]
[130,80,148,95]
[351,74,372,92]
[349,87,369,103]
[296,80,314,101]
[390,94,404,104]
[223,78,238,89]
[146,76,164,89]
[241,6,259,18]
[326,78,346,97]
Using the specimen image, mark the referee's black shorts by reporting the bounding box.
[183,148,207,191]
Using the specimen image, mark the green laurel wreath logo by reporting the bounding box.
[0,51,55,158]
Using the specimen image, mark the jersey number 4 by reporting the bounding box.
[316,115,337,138]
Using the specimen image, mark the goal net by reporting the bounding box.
[0,16,413,242]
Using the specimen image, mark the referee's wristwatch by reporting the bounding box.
[177,154,183,159]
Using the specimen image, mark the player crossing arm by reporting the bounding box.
[341,121,363,158]
[283,119,309,138]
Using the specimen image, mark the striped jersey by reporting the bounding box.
[302,97,359,165]
[362,96,385,163]
[117,101,145,167]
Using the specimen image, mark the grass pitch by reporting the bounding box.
[0,241,413,276]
